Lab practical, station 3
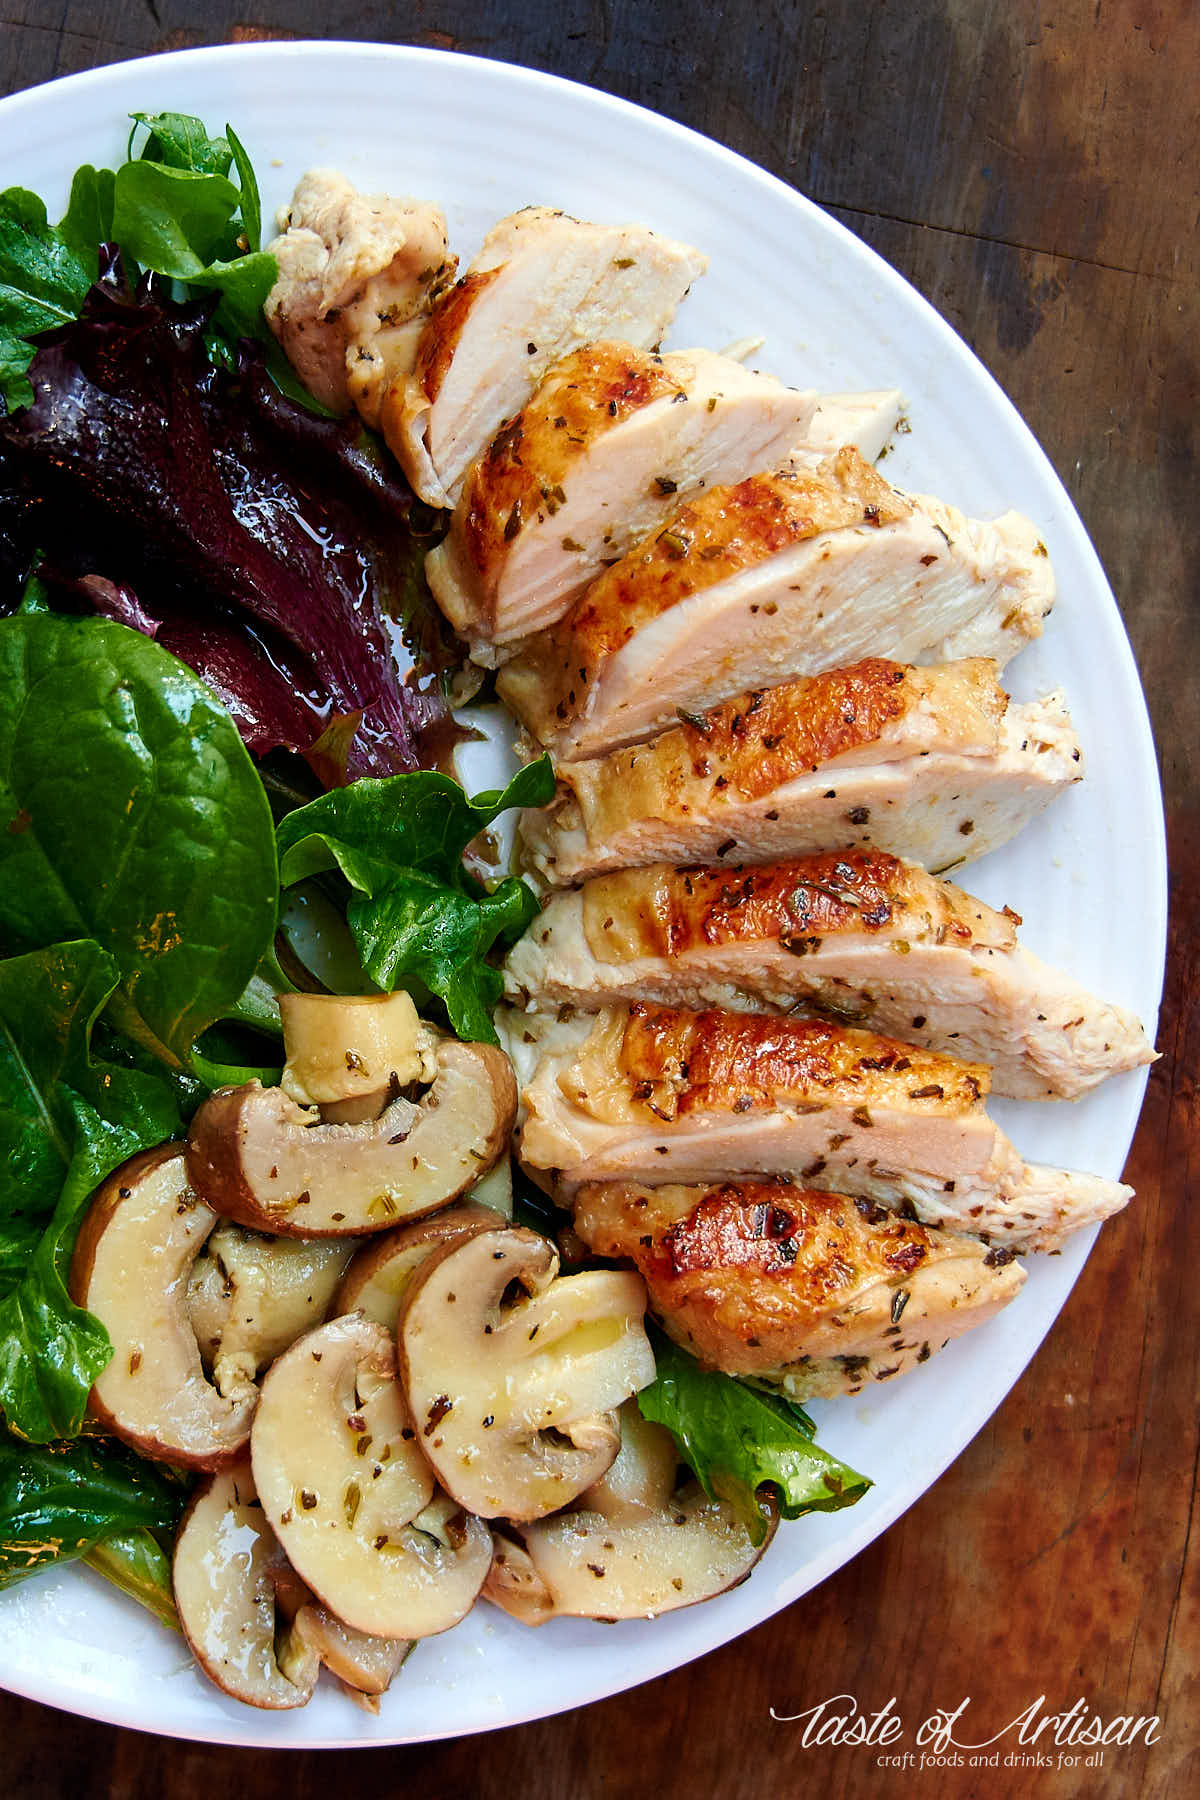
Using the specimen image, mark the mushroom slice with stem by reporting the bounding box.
[69,1147,256,1469]
[278,991,437,1125]
[399,1226,656,1521]
[187,1224,355,1399]
[186,1039,517,1237]
[252,1314,490,1638]
[335,1201,506,1330]
[173,1460,318,1710]
[486,1402,776,1623]
[279,1604,412,1710]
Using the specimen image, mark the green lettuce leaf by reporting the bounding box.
[0,1434,185,1591]
[0,940,183,1440]
[638,1333,871,1544]
[0,612,279,1070]
[83,1527,179,1630]
[0,187,93,408]
[276,759,555,1043]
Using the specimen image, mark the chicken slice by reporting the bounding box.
[383,208,707,508]
[572,1178,1026,1394]
[518,657,1082,887]
[505,1004,1132,1250]
[504,850,1154,1101]
[801,389,903,461]
[497,448,1054,758]
[425,343,817,662]
[264,170,455,418]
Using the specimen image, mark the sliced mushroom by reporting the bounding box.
[187,1224,355,1397]
[334,1202,505,1329]
[251,1314,490,1637]
[399,1226,656,1521]
[69,1147,256,1469]
[186,1039,517,1237]
[175,1458,409,1710]
[278,1604,411,1710]
[174,1460,317,1709]
[279,991,437,1124]
[485,1402,776,1622]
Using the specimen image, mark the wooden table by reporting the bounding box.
[2,5,1195,1795]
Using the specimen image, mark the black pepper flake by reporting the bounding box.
[890,1288,910,1324]
[503,498,523,541]
[847,806,871,825]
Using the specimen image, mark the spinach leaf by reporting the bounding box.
[638,1332,871,1544]
[57,167,116,275]
[0,1433,185,1591]
[84,1528,179,1630]
[276,759,554,1042]
[128,112,232,177]
[0,612,279,1069]
[0,940,183,1440]
[0,188,93,408]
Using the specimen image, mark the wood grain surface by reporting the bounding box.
[1,4,1195,1796]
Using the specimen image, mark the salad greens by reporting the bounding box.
[0,110,272,412]
[0,1432,185,1596]
[0,939,185,1440]
[638,1332,871,1544]
[276,759,555,1042]
[0,612,279,1069]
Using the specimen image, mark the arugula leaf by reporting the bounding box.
[638,1333,871,1544]
[0,1433,185,1591]
[276,760,554,1042]
[0,940,183,1439]
[0,612,279,1070]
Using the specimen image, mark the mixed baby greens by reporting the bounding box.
[0,109,867,1630]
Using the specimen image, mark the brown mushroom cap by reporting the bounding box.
[398,1226,656,1522]
[251,1313,490,1638]
[69,1147,256,1470]
[334,1201,505,1330]
[186,1039,517,1237]
[187,1225,355,1396]
[485,1403,776,1622]
[173,1460,317,1709]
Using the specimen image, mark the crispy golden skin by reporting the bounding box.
[573,1177,1026,1393]
[498,449,909,744]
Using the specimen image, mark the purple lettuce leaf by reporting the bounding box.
[0,261,451,781]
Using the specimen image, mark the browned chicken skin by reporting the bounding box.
[573,1178,1026,1396]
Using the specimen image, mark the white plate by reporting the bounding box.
[0,40,1166,1749]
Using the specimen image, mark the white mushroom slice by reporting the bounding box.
[500,1480,775,1621]
[187,1224,355,1397]
[173,1461,316,1709]
[186,1039,517,1237]
[399,1227,656,1521]
[279,991,437,1123]
[279,1603,411,1706]
[252,1314,490,1637]
[334,1201,505,1329]
[69,1147,256,1469]
[485,1400,773,1623]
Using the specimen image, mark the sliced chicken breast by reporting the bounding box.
[572,1178,1026,1394]
[496,449,1054,759]
[504,849,1154,1101]
[384,209,707,507]
[425,343,817,661]
[506,1004,1132,1250]
[264,170,455,418]
[801,390,903,461]
[518,657,1083,887]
